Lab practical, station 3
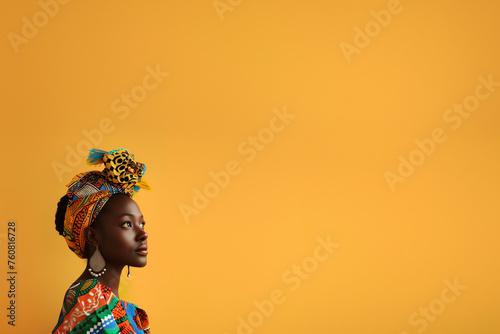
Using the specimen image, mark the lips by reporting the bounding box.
[135,245,148,256]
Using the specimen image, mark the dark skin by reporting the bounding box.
[78,194,148,298]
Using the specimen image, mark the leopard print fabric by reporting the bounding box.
[101,149,145,195]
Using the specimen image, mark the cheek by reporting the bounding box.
[100,230,134,257]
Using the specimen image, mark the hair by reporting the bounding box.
[55,195,69,236]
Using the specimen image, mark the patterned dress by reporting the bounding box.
[53,279,150,333]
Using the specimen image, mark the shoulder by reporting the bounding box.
[54,280,150,334]
[52,279,118,334]
[64,279,115,310]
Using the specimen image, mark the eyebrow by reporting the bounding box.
[119,213,144,218]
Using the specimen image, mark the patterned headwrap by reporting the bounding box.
[63,148,151,258]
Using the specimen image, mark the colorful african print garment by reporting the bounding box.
[52,279,150,334]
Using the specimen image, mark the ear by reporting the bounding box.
[84,226,100,248]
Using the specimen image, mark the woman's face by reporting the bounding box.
[94,194,148,268]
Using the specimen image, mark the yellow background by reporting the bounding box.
[1,0,499,333]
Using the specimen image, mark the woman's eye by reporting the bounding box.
[121,221,132,228]
[140,222,146,229]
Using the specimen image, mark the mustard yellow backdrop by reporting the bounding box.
[1,0,499,333]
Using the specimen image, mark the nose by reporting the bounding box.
[136,225,148,241]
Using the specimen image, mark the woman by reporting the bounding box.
[52,148,151,334]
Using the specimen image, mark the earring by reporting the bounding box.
[127,265,131,277]
[89,246,106,277]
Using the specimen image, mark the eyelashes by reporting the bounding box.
[121,221,146,229]
[121,221,133,228]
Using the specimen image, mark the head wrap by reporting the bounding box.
[62,148,151,258]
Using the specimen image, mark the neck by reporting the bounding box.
[79,263,125,298]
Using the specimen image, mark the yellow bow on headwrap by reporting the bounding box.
[63,148,151,258]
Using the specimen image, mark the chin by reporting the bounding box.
[133,259,147,267]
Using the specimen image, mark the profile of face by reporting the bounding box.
[89,194,148,269]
